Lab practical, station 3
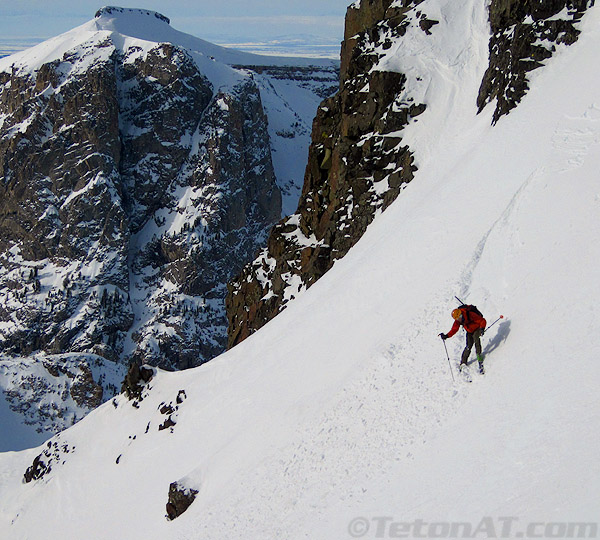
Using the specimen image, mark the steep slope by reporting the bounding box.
[226,0,595,349]
[0,1,599,538]
[0,7,337,442]
[478,0,593,123]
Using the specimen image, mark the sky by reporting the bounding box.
[0,1,352,57]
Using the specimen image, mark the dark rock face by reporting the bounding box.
[0,34,281,371]
[0,9,338,439]
[121,363,154,401]
[118,43,214,233]
[478,0,595,123]
[127,77,281,370]
[166,481,198,520]
[69,362,104,409]
[24,437,74,483]
[226,0,427,348]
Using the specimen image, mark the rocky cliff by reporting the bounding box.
[478,0,595,123]
[227,0,429,348]
[0,20,276,370]
[0,7,337,440]
[226,0,594,348]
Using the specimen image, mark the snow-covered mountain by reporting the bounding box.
[1,0,600,538]
[0,7,338,444]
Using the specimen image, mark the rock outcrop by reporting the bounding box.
[121,362,154,402]
[0,30,278,370]
[23,437,74,483]
[165,481,198,520]
[478,0,595,123]
[0,8,336,369]
[226,0,427,348]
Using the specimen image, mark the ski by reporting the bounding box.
[458,363,472,383]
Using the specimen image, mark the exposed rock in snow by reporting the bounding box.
[23,436,74,483]
[1,2,600,538]
[478,0,595,123]
[165,481,198,520]
[121,362,154,402]
[95,6,171,25]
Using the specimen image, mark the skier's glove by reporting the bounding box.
[439,333,447,340]
[480,329,485,336]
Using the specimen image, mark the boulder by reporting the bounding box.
[165,482,199,520]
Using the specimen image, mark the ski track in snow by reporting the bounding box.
[552,103,600,172]
[457,166,544,306]
[177,4,600,536]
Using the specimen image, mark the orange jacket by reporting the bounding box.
[446,307,486,337]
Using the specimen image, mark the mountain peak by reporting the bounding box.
[94,6,171,26]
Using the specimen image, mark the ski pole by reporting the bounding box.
[486,315,504,331]
[440,335,455,382]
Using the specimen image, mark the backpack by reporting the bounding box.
[459,304,483,320]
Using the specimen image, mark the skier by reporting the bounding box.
[440,305,487,372]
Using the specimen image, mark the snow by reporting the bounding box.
[0,5,336,223]
[92,7,337,69]
[543,7,572,22]
[253,73,329,215]
[0,353,125,452]
[1,1,600,539]
[216,97,229,112]
[60,173,109,209]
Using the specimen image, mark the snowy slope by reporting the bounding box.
[1,2,600,539]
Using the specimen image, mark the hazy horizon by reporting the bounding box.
[0,2,350,59]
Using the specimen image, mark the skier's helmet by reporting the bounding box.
[452,308,462,320]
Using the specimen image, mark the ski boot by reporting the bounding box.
[477,354,485,374]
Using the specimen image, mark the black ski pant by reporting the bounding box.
[461,328,483,365]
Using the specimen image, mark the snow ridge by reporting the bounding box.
[95,6,171,25]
